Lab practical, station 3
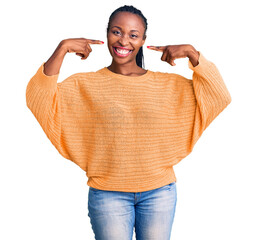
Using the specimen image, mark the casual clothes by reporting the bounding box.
[26,51,231,192]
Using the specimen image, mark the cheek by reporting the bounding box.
[107,33,118,42]
[134,43,143,51]
[134,39,144,46]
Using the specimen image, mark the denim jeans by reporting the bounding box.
[87,181,177,240]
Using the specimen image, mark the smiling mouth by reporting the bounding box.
[113,47,133,57]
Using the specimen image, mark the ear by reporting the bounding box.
[142,35,146,45]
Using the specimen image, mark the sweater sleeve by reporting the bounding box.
[26,62,69,159]
[186,51,232,153]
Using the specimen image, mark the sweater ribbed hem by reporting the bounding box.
[87,167,177,193]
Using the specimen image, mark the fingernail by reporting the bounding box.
[101,41,104,44]
[147,46,150,48]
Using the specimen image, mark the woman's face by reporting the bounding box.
[107,11,146,65]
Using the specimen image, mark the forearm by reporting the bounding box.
[189,51,231,130]
[43,41,68,76]
[26,64,62,146]
[185,51,232,152]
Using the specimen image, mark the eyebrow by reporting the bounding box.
[111,26,139,33]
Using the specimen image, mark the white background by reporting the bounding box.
[1,0,256,239]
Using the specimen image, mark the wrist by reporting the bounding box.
[186,45,199,67]
[186,45,198,58]
[59,40,69,54]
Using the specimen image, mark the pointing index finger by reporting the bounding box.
[87,39,104,44]
[147,46,166,52]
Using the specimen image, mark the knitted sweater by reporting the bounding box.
[26,51,231,192]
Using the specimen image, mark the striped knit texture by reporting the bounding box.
[26,51,232,192]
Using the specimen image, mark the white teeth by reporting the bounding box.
[116,48,130,54]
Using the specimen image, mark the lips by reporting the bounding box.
[113,46,133,57]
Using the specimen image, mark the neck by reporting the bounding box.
[107,60,143,75]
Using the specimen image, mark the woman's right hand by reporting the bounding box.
[62,38,104,60]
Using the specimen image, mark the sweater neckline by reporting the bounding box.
[97,67,152,83]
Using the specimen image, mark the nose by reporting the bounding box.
[118,34,130,46]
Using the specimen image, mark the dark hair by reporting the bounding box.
[106,5,148,69]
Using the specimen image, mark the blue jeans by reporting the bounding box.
[88,181,177,240]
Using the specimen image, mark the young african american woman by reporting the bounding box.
[26,5,231,240]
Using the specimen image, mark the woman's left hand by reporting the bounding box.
[147,44,199,67]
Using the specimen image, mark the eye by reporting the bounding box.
[112,30,120,35]
[131,34,138,38]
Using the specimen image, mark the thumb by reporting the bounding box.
[171,60,176,66]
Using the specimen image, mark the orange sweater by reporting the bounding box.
[26,51,231,192]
